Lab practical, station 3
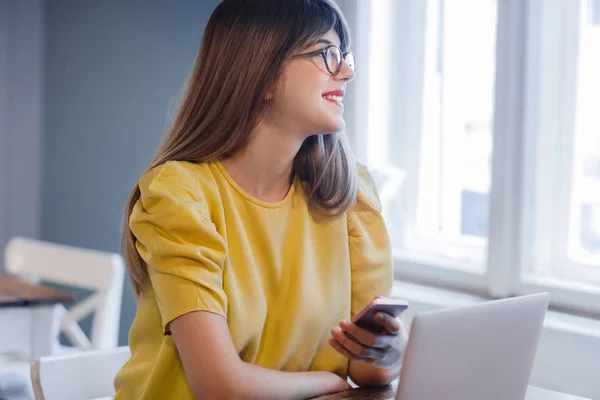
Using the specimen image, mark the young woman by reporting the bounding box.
[114,0,408,399]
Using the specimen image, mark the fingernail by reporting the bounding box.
[376,313,384,320]
[340,320,350,328]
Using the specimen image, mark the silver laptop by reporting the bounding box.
[396,293,550,400]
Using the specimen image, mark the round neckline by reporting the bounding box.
[213,160,297,209]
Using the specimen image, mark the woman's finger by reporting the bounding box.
[328,338,368,363]
[375,312,402,335]
[331,327,368,357]
[339,320,377,346]
[339,320,391,349]
[328,338,380,366]
[331,327,385,360]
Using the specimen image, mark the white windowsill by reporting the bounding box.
[391,279,600,338]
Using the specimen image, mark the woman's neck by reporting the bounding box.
[220,123,305,203]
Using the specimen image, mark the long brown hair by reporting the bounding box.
[123,0,358,296]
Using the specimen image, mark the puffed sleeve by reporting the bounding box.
[347,164,394,318]
[130,161,227,333]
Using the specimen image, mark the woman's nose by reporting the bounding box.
[335,59,355,82]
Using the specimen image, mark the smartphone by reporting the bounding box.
[352,297,409,333]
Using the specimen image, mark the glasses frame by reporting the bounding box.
[292,44,356,76]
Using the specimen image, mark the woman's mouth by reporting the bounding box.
[323,94,344,107]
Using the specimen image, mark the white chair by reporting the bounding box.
[0,237,125,399]
[30,346,131,400]
[4,237,125,353]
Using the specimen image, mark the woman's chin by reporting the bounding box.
[321,117,346,134]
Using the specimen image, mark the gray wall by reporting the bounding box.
[0,0,44,259]
[43,0,220,345]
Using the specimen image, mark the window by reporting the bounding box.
[522,0,600,292]
[408,0,497,271]
[340,0,600,314]
[563,0,600,276]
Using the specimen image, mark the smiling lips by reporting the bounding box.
[322,89,345,107]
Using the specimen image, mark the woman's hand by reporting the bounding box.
[329,312,409,370]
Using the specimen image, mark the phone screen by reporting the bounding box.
[354,303,408,333]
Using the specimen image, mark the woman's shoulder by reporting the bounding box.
[137,160,220,204]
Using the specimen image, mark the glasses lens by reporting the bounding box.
[344,52,356,71]
[326,46,342,74]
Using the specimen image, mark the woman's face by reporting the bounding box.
[270,29,355,138]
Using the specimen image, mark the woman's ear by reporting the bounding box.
[265,77,284,101]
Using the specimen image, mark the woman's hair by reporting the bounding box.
[123,0,358,296]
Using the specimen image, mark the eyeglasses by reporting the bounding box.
[292,44,356,76]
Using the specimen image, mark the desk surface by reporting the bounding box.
[0,274,73,308]
[311,380,589,400]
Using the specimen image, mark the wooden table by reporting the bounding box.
[0,274,73,307]
[311,379,590,400]
[0,274,73,359]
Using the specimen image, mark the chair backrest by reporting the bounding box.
[30,346,131,400]
[4,237,125,350]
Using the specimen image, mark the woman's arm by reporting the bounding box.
[343,165,403,386]
[171,310,350,400]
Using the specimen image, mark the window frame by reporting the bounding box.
[338,0,600,315]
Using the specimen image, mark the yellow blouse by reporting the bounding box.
[114,160,393,400]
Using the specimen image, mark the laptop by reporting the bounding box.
[395,293,550,400]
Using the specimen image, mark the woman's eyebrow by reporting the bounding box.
[302,38,339,51]
[315,38,333,46]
